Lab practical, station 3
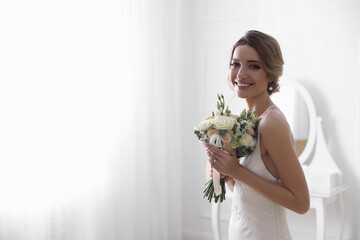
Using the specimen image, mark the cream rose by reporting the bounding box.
[198,119,213,131]
[213,116,236,130]
[238,133,256,148]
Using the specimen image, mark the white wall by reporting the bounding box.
[180,0,360,239]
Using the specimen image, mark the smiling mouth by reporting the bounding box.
[235,80,253,88]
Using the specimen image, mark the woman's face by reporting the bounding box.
[228,44,272,99]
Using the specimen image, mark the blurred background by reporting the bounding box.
[0,0,359,239]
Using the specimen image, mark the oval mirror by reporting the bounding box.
[271,81,317,165]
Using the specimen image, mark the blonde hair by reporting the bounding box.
[230,30,284,95]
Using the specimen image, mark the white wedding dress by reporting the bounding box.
[228,131,292,240]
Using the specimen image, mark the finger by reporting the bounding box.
[210,154,224,168]
[208,155,218,165]
[223,145,237,157]
[206,149,211,158]
[206,145,221,155]
[205,143,220,151]
[206,145,227,159]
[207,148,225,162]
[206,148,214,158]
[210,160,222,173]
[208,157,216,167]
[207,150,218,166]
[207,150,219,164]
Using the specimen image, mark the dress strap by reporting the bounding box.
[259,105,276,118]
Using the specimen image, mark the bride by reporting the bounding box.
[205,30,310,240]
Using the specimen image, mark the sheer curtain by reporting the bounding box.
[0,0,181,239]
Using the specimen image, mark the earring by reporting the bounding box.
[268,84,273,91]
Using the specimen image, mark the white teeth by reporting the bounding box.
[234,80,252,87]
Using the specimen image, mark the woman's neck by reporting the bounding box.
[246,94,274,117]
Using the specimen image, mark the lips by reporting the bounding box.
[234,80,253,88]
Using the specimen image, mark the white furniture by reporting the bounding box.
[303,116,349,240]
[310,186,348,240]
[211,81,348,240]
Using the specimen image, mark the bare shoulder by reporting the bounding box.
[259,106,290,134]
[259,106,295,147]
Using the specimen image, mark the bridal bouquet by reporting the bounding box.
[193,94,260,203]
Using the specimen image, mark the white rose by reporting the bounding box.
[238,133,256,148]
[229,139,239,148]
[198,119,213,131]
[209,134,223,148]
[213,116,236,130]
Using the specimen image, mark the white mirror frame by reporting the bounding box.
[278,81,317,165]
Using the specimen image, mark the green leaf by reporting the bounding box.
[194,130,204,140]
[232,123,237,133]
[219,129,228,137]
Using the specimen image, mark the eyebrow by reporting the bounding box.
[232,58,262,64]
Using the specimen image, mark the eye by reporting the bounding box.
[230,62,240,68]
[250,64,260,69]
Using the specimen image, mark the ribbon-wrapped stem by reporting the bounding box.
[203,134,227,203]
[203,178,226,203]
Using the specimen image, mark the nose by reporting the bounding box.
[236,66,247,79]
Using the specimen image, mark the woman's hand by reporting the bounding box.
[209,157,235,192]
[205,143,240,178]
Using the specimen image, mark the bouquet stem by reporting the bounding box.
[203,178,226,203]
